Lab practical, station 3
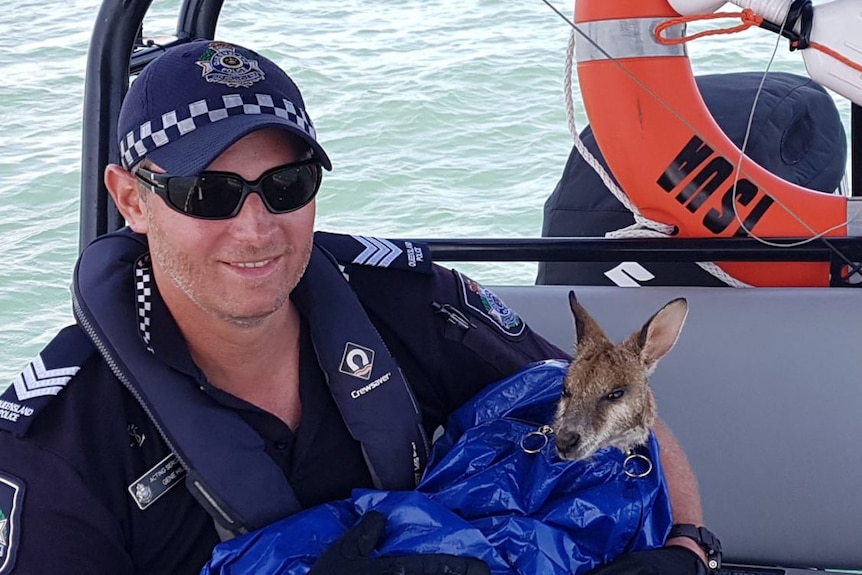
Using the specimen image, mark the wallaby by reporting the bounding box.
[553,291,688,462]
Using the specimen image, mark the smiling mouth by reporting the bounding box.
[232,259,272,269]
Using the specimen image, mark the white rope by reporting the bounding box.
[563,29,664,231]
[563,27,751,287]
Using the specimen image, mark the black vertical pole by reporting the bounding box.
[78,0,222,253]
[79,0,154,251]
[852,104,861,197]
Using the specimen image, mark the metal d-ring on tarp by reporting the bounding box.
[623,451,653,478]
[520,424,654,478]
[520,425,555,454]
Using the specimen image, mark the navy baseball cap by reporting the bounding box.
[118,39,331,176]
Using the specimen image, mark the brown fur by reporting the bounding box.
[553,291,688,461]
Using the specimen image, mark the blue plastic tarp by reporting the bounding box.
[202,360,672,575]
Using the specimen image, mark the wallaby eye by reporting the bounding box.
[605,388,625,401]
[561,388,572,398]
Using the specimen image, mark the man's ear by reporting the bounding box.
[105,164,149,233]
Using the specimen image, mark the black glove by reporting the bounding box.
[586,546,708,575]
[307,511,491,575]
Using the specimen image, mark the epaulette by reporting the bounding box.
[314,232,434,275]
[0,325,96,437]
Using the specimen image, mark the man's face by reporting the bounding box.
[142,128,316,327]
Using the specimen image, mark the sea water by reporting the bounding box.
[0,0,851,383]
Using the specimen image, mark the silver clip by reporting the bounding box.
[520,425,554,454]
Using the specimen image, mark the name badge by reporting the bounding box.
[128,453,186,510]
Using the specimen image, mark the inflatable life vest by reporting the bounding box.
[574,0,862,287]
[72,229,431,536]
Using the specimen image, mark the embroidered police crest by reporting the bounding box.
[0,472,23,575]
[456,271,525,337]
[0,511,6,559]
[196,41,265,88]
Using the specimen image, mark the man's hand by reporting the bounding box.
[308,511,491,575]
[586,546,707,575]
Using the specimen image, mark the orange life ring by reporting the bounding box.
[574,0,858,287]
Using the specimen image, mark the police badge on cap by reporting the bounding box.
[195,42,265,88]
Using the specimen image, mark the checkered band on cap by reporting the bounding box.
[119,92,317,169]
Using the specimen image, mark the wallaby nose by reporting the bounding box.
[556,433,580,455]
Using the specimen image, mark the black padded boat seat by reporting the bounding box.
[492,285,862,573]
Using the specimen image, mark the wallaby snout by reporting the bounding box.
[557,433,581,455]
[553,291,688,462]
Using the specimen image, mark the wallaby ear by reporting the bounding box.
[569,291,612,351]
[632,298,688,373]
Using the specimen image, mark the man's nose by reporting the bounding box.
[229,191,274,232]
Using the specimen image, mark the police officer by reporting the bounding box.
[0,40,711,574]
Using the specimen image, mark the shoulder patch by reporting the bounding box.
[455,271,525,337]
[313,232,434,274]
[0,325,95,437]
[11,354,79,401]
[0,471,24,575]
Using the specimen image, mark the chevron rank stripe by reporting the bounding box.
[13,355,80,401]
[351,235,403,268]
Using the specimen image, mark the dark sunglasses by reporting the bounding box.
[133,159,322,220]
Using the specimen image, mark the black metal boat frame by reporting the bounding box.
[79,0,862,283]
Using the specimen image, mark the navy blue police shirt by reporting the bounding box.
[0,233,566,575]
